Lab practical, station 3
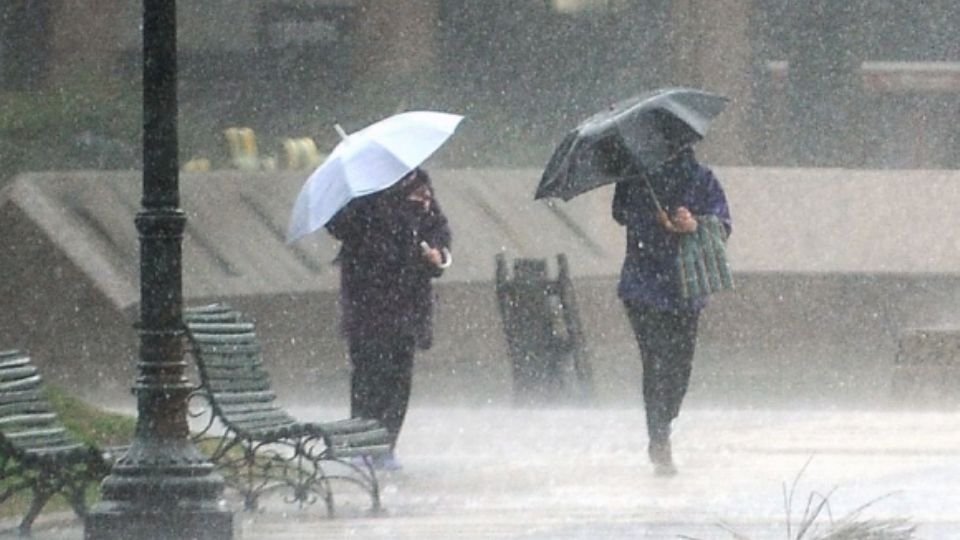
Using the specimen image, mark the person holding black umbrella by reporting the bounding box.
[535,88,733,476]
[612,140,731,477]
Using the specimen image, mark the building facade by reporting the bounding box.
[1,0,958,177]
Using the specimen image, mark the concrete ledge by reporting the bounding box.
[4,168,960,408]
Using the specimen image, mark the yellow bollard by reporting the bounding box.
[225,127,260,170]
[182,158,211,172]
[224,128,243,163]
[299,138,322,169]
[282,137,322,170]
[240,128,257,157]
[283,138,302,170]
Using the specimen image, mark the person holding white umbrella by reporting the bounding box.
[288,112,462,470]
[325,168,451,470]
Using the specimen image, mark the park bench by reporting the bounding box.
[495,253,593,404]
[0,349,123,535]
[182,303,391,515]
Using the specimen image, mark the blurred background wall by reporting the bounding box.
[2,0,960,184]
[5,168,960,409]
[3,1,960,409]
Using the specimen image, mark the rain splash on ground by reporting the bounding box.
[7,404,960,538]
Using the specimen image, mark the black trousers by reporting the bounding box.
[623,301,700,443]
[348,335,416,448]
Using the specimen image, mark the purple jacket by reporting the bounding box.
[612,151,731,312]
[326,188,451,349]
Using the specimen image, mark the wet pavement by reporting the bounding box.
[5,406,960,539]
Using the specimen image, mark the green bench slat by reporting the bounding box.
[186,322,256,334]
[5,426,68,440]
[185,314,243,325]
[0,375,41,392]
[0,365,38,383]
[329,444,392,459]
[204,359,265,371]
[0,401,51,418]
[329,428,391,449]
[8,430,76,450]
[191,344,262,356]
[222,408,295,424]
[201,357,264,369]
[229,417,299,435]
[210,390,277,405]
[189,335,258,345]
[188,328,257,339]
[190,339,257,348]
[185,317,244,326]
[0,390,46,407]
[219,408,293,425]
[11,437,79,452]
[206,378,273,393]
[189,336,257,346]
[0,355,31,369]
[192,348,261,360]
[204,375,270,388]
[223,413,297,430]
[200,357,264,370]
[194,346,260,356]
[308,418,383,436]
[196,352,261,365]
[239,427,301,440]
[198,355,265,369]
[184,304,241,316]
[22,443,90,461]
[184,305,244,314]
[230,423,299,439]
[217,402,281,415]
[0,412,59,429]
[190,332,258,343]
[203,367,268,380]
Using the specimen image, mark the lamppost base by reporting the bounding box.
[85,500,233,540]
[84,436,234,540]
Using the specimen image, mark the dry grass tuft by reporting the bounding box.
[681,457,917,540]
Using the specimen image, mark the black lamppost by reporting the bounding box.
[85,1,233,538]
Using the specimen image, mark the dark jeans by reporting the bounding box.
[623,301,700,443]
[348,335,416,449]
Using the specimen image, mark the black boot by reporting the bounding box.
[648,438,677,477]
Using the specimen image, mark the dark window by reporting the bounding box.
[0,1,54,91]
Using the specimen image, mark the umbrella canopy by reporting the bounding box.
[535,88,728,201]
[287,111,464,242]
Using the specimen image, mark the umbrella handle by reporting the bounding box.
[334,123,349,141]
[420,241,453,269]
[641,175,664,214]
[618,172,663,213]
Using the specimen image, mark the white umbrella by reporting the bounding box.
[286,110,464,243]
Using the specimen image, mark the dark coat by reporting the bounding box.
[612,149,731,312]
[326,183,451,349]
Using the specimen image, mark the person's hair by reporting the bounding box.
[396,167,431,196]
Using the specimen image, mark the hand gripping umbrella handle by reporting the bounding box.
[420,240,453,269]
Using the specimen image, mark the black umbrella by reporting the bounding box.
[535,87,729,201]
